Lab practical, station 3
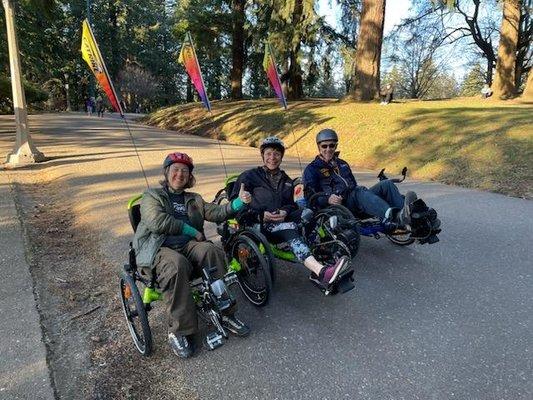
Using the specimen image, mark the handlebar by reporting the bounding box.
[377,166,407,183]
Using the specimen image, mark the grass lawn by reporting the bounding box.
[146,97,533,199]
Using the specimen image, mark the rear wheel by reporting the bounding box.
[119,272,153,356]
[230,234,272,307]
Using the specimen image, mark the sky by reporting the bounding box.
[317,0,412,35]
[316,0,469,80]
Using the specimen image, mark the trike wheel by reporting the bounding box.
[119,272,153,356]
[231,234,272,307]
[386,229,415,246]
[313,205,360,262]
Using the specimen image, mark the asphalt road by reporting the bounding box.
[2,113,531,400]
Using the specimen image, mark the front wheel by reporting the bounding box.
[385,229,415,246]
[119,272,153,356]
[230,234,272,307]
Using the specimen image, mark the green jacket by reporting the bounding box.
[133,187,235,267]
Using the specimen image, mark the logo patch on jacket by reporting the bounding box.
[320,168,330,177]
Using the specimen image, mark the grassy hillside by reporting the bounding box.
[146,97,532,199]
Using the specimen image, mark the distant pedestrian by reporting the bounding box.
[481,84,493,99]
[85,97,93,116]
[90,96,96,115]
[380,84,394,105]
[96,96,104,117]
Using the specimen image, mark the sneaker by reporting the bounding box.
[320,256,351,285]
[399,191,418,227]
[168,332,194,358]
[221,314,250,337]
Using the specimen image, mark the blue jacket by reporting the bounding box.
[302,155,358,208]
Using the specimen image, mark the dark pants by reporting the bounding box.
[146,241,232,336]
[345,180,404,219]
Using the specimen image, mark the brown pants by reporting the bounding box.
[146,241,231,336]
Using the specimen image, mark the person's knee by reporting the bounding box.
[195,242,225,265]
[381,179,396,190]
[163,252,190,277]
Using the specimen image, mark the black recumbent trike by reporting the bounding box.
[212,175,360,304]
[119,195,241,356]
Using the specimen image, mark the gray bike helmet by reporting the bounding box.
[260,136,285,155]
[316,128,338,144]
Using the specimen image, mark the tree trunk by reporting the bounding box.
[286,0,304,100]
[230,0,245,100]
[287,0,304,100]
[186,75,193,102]
[108,0,120,81]
[492,0,521,99]
[522,69,533,100]
[350,0,386,101]
[487,59,493,86]
[287,48,304,100]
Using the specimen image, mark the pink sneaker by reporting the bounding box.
[320,256,351,285]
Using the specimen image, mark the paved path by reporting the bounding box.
[0,175,55,400]
[1,113,531,399]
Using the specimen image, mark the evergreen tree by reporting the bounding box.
[460,63,486,96]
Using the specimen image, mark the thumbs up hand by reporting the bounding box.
[239,183,252,204]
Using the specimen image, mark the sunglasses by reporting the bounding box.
[320,143,338,149]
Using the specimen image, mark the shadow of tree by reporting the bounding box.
[146,99,333,148]
[372,106,532,197]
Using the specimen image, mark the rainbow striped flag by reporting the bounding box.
[263,42,287,110]
[178,32,211,112]
[80,19,123,116]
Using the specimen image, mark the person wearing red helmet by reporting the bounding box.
[133,151,252,358]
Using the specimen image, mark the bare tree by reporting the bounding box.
[118,62,159,112]
[388,20,451,98]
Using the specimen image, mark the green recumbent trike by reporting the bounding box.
[119,195,242,356]
[213,175,360,304]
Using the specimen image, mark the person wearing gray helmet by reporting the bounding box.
[230,136,352,289]
[302,129,440,233]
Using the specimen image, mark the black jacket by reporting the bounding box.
[230,167,297,218]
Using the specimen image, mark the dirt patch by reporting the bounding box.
[13,175,196,399]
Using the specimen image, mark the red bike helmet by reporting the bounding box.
[163,152,194,171]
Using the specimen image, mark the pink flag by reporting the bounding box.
[178,32,211,112]
[263,42,287,110]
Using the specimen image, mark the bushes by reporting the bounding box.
[0,74,49,113]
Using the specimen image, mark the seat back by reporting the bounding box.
[128,194,143,232]
[224,174,240,199]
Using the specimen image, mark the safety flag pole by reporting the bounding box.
[81,19,150,188]
[263,41,303,174]
[178,32,228,178]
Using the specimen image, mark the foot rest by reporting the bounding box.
[324,269,355,296]
[205,331,224,350]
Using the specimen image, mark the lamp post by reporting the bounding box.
[64,72,71,112]
[3,0,45,166]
